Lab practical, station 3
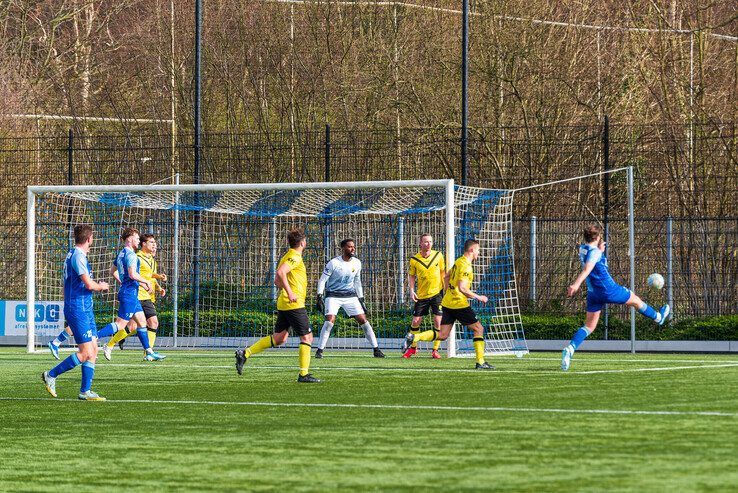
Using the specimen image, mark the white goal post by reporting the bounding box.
[27,179,530,357]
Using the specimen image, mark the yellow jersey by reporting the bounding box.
[409,250,445,299]
[137,250,159,302]
[276,248,307,310]
[441,255,474,309]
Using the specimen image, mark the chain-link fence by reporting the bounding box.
[1,122,735,318]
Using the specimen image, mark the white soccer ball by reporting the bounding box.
[647,273,665,290]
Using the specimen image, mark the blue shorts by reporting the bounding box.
[586,284,632,312]
[118,295,143,321]
[64,307,98,344]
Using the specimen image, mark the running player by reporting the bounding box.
[101,228,165,361]
[117,234,167,353]
[235,228,320,383]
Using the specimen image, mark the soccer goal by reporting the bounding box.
[26,180,528,357]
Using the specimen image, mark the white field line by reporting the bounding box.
[22,351,738,365]
[95,362,738,374]
[574,363,738,374]
[1,396,735,417]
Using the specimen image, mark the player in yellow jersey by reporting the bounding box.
[403,234,445,359]
[402,239,494,369]
[235,228,320,383]
[116,234,167,355]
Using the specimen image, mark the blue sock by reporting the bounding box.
[569,327,590,351]
[80,361,95,393]
[638,303,659,322]
[49,353,81,378]
[136,328,151,351]
[97,322,117,339]
[55,330,69,343]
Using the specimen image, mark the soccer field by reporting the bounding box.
[1,348,737,492]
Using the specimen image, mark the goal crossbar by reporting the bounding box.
[27,179,454,195]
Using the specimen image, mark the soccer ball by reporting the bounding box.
[647,273,665,290]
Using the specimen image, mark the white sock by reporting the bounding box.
[318,321,334,350]
[51,337,62,347]
[361,322,378,348]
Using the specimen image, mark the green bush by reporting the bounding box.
[521,314,738,340]
[111,307,738,341]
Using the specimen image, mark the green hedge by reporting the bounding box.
[521,314,738,340]
[131,309,737,341]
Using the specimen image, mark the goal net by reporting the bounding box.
[27,180,528,357]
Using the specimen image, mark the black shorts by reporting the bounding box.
[440,306,478,326]
[141,299,158,320]
[413,292,443,317]
[274,308,312,336]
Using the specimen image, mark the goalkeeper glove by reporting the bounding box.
[359,297,368,315]
[316,294,325,313]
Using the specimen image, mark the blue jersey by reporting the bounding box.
[579,244,618,294]
[63,247,93,308]
[116,246,140,299]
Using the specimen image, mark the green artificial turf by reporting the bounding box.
[0,348,736,492]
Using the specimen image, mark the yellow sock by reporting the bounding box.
[245,335,274,358]
[129,328,137,336]
[416,330,437,343]
[410,327,420,348]
[298,342,311,377]
[473,337,485,364]
[433,338,441,351]
[107,329,128,348]
[147,329,157,349]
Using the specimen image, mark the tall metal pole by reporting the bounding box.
[445,180,456,357]
[194,0,202,175]
[529,216,536,306]
[398,216,405,307]
[26,188,36,352]
[666,216,674,324]
[170,0,177,176]
[627,166,636,353]
[192,0,202,336]
[603,115,610,340]
[173,173,180,347]
[460,0,469,186]
[271,217,278,302]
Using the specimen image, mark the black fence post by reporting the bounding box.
[324,124,331,182]
[66,128,74,248]
[323,124,332,263]
[67,128,74,186]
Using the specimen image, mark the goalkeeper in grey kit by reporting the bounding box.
[315,238,385,358]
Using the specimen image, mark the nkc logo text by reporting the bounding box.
[15,304,61,323]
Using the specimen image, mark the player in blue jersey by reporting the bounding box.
[42,225,110,400]
[314,239,385,358]
[561,224,670,370]
[99,228,165,362]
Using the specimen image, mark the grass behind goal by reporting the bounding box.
[1,349,737,492]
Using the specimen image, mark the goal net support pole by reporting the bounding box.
[511,166,636,352]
